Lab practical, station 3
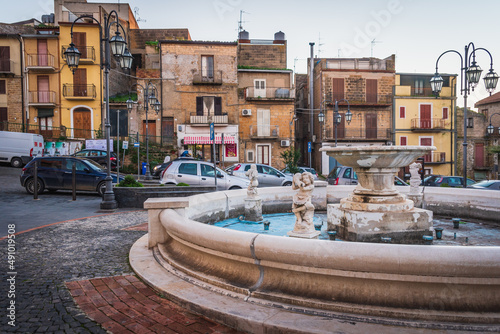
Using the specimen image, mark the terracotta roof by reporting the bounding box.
[475,91,500,107]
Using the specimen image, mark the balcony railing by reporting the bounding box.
[249,125,279,138]
[193,70,223,85]
[189,113,228,125]
[63,84,96,99]
[411,87,436,97]
[327,93,392,105]
[26,54,55,69]
[28,91,57,105]
[411,118,446,130]
[0,122,98,140]
[422,151,446,164]
[325,127,391,140]
[245,87,295,100]
[0,59,14,73]
[62,45,96,63]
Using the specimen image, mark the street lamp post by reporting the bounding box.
[431,43,498,188]
[126,81,160,180]
[64,11,133,210]
[486,113,500,135]
[322,99,352,147]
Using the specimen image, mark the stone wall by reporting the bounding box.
[237,42,287,69]
[7,78,22,123]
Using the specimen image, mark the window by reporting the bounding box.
[0,46,10,72]
[366,79,377,103]
[0,80,5,94]
[178,163,197,175]
[257,109,270,136]
[256,145,270,165]
[414,79,424,95]
[467,117,474,128]
[246,150,254,162]
[261,165,277,176]
[201,164,216,177]
[399,106,405,119]
[40,158,63,169]
[400,136,407,146]
[332,78,344,101]
[254,79,266,98]
[196,96,222,116]
[443,107,448,120]
[201,55,214,79]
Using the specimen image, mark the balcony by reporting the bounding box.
[26,54,56,71]
[328,93,392,106]
[245,87,295,101]
[422,151,447,164]
[193,70,223,85]
[325,127,391,141]
[249,125,279,139]
[411,118,446,131]
[0,59,14,74]
[63,84,96,100]
[189,113,228,125]
[62,45,96,63]
[28,91,57,106]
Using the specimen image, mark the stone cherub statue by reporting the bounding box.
[245,164,259,197]
[409,162,422,195]
[291,172,315,233]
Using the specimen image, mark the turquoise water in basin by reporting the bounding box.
[212,213,334,240]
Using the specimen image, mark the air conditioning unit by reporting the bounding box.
[177,125,185,132]
[242,109,252,116]
[281,140,290,147]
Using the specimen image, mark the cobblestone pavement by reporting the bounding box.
[0,211,241,333]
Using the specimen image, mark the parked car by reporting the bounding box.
[226,163,293,187]
[467,180,500,191]
[423,175,475,187]
[0,130,44,167]
[20,156,124,196]
[71,149,117,169]
[281,166,319,180]
[152,157,195,178]
[160,159,249,191]
[327,166,408,186]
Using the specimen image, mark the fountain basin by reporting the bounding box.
[132,186,500,329]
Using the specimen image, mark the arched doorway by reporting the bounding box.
[73,107,92,138]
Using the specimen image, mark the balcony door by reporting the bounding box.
[143,120,156,143]
[37,76,49,103]
[420,137,433,162]
[475,143,484,168]
[257,109,270,136]
[365,113,377,139]
[366,79,377,103]
[73,68,87,97]
[256,145,270,165]
[0,46,10,72]
[254,79,266,98]
[37,39,48,66]
[420,104,432,129]
[73,32,87,59]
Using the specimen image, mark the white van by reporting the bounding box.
[0,131,44,167]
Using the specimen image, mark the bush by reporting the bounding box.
[117,175,143,187]
[176,182,190,187]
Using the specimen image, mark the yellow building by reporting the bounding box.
[394,73,457,177]
[59,19,102,139]
[24,25,61,138]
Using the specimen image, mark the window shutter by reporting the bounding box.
[332,78,344,101]
[443,107,448,119]
[366,79,377,103]
[399,106,405,118]
[214,97,222,115]
[196,97,203,116]
[400,136,407,146]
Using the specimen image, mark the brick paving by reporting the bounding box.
[0,211,242,333]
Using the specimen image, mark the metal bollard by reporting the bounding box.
[33,159,38,200]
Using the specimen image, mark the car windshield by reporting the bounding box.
[328,167,341,179]
[85,159,105,171]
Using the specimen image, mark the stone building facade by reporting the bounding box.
[306,55,396,175]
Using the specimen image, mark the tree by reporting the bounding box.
[281,148,301,174]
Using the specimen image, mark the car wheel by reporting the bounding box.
[229,186,242,190]
[97,181,107,197]
[11,158,23,168]
[25,178,44,195]
[283,181,292,186]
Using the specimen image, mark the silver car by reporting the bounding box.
[160,160,249,191]
[327,166,408,186]
[226,163,293,187]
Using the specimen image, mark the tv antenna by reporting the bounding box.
[238,10,250,35]
[134,7,146,23]
[371,39,382,57]
[318,33,325,57]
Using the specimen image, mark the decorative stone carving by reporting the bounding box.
[409,162,422,195]
[288,172,320,239]
[245,164,259,197]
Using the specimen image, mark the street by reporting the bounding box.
[0,164,132,238]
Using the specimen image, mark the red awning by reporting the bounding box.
[183,135,235,145]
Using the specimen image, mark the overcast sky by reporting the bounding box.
[3,0,500,108]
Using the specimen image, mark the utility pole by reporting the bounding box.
[309,42,315,168]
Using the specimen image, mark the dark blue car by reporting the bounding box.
[20,156,124,196]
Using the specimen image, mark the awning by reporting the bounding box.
[183,135,235,145]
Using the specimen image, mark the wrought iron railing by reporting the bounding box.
[63,84,96,99]
[411,118,446,130]
[192,70,223,84]
[245,87,295,100]
[422,151,446,163]
[189,113,228,124]
[28,91,57,105]
[325,127,391,140]
[26,54,55,68]
[249,125,279,137]
[62,45,96,62]
[327,93,392,105]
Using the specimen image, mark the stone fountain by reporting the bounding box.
[321,145,435,243]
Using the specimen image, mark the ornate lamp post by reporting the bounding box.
[327,99,352,147]
[126,81,160,180]
[431,43,498,187]
[486,113,500,135]
[64,11,133,210]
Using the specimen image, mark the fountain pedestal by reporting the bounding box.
[321,146,434,243]
[244,197,263,222]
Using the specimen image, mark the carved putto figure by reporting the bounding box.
[291,172,315,233]
[409,162,422,195]
[245,164,259,197]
